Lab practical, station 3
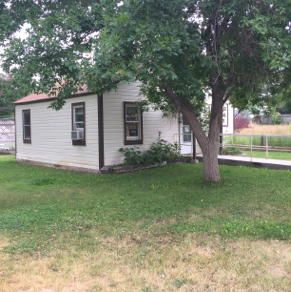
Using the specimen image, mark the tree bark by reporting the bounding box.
[202,142,220,182]
[203,82,226,181]
[163,86,227,182]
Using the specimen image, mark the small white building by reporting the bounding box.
[15,82,179,172]
[14,82,234,172]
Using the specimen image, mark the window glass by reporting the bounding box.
[182,116,192,142]
[73,106,85,129]
[124,103,142,144]
[72,103,86,145]
[22,110,31,143]
[126,106,139,121]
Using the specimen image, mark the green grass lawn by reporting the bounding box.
[242,150,291,160]
[0,155,290,291]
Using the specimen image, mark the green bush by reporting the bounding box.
[271,112,283,125]
[119,140,181,166]
[221,147,242,155]
[119,147,145,165]
[144,140,180,164]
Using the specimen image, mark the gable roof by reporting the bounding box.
[15,85,94,105]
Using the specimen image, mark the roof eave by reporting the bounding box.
[14,91,96,106]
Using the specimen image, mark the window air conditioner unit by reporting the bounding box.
[71,129,84,140]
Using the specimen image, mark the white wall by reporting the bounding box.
[222,101,234,134]
[15,83,180,170]
[15,94,99,170]
[103,82,179,166]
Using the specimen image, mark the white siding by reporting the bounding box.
[15,94,99,170]
[103,82,179,166]
[15,83,180,170]
[223,101,234,134]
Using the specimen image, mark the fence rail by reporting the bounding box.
[220,133,291,160]
[0,119,15,152]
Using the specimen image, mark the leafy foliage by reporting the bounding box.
[270,112,283,124]
[119,146,145,166]
[0,74,29,117]
[119,140,181,165]
[278,99,291,114]
[0,0,290,111]
[221,147,242,156]
[235,117,250,131]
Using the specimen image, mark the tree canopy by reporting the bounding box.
[0,74,29,117]
[1,0,290,180]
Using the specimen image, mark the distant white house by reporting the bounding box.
[14,82,234,172]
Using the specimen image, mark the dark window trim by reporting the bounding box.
[123,101,143,145]
[71,102,86,146]
[22,109,31,144]
[97,94,104,169]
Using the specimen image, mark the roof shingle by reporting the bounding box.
[15,84,93,104]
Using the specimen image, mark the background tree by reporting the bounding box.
[1,0,290,181]
[0,74,29,117]
[0,75,13,117]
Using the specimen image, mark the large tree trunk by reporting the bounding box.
[164,86,223,182]
[202,141,220,182]
[203,87,224,182]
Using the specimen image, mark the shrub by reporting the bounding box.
[144,140,180,164]
[119,140,181,166]
[119,147,145,165]
[271,112,283,125]
[221,147,242,155]
[235,117,250,131]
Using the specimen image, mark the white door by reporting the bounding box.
[180,116,193,155]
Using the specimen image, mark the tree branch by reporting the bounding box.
[163,87,209,147]
[222,85,234,104]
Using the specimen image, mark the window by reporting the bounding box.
[182,116,192,142]
[22,109,31,143]
[71,102,86,145]
[124,102,143,145]
[222,104,229,127]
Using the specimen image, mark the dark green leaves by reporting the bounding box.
[0,0,290,113]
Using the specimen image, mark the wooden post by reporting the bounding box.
[250,136,253,161]
[266,135,269,159]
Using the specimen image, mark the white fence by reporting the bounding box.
[0,118,15,151]
[280,114,291,124]
[221,133,291,160]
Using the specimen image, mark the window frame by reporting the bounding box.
[222,103,229,127]
[71,102,86,146]
[182,115,192,143]
[22,109,31,144]
[123,102,143,145]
